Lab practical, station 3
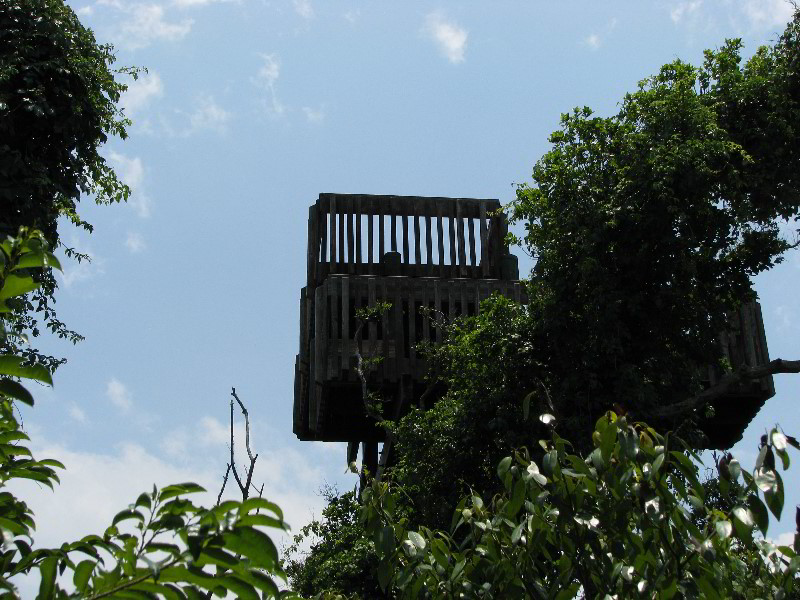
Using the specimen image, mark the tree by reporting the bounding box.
[291,10,800,597]
[364,413,800,599]
[285,488,382,599]
[0,0,135,372]
[0,230,296,598]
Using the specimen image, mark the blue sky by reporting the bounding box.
[11,0,800,580]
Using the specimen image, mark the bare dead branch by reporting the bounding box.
[651,358,800,420]
[216,463,231,505]
[229,396,245,495]
[231,387,256,464]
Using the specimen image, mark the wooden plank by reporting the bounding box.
[319,205,328,281]
[330,278,339,379]
[338,198,346,271]
[367,211,374,266]
[368,277,377,359]
[456,201,467,274]
[479,201,489,278]
[329,196,337,272]
[408,280,416,372]
[460,280,468,319]
[355,197,362,266]
[425,215,433,267]
[379,211,385,261]
[347,211,355,271]
[437,207,445,278]
[434,280,442,343]
[382,279,393,381]
[413,214,421,265]
[468,216,476,268]
[306,206,317,287]
[448,279,455,324]
[402,215,410,264]
[391,214,398,252]
[393,280,404,378]
[448,214,457,277]
[422,279,430,344]
[341,277,350,372]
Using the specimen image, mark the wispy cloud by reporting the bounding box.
[68,404,88,424]
[741,0,795,29]
[115,3,193,49]
[670,0,702,24]
[121,71,164,115]
[293,0,313,19]
[302,105,325,124]
[423,11,468,64]
[186,94,232,135]
[108,151,151,218]
[343,8,359,24]
[584,17,618,51]
[125,232,146,253]
[106,377,133,412]
[253,54,286,117]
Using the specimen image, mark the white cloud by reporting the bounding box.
[253,54,286,117]
[670,0,703,24]
[293,0,313,19]
[424,11,468,64]
[121,71,164,115]
[106,377,133,412]
[68,404,88,424]
[586,33,602,49]
[741,0,795,30]
[117,3,193,50]
[108,151,152,218]
[343,8,359,24]
[302,105,325,123]
[187,94,232,135]
[125,232,146,253]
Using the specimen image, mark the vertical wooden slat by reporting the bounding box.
[347,210,355,272]
[468,217,476,268]
[307,206,317,287]
[329,196,337,273]
[402,215,409,264]
[425,215,433,267]
[422,279,430,344]
[329,278,339,379]
[368,277,377,360]
[393,280,404,377]
[408,280,416,374]
[338,199,346,270]
[479,201,489,278]
[319,206,328,280]
[355,197,362,268]
[341,276,350,373]
[382,279,393,381]
[460,281,468,319]
[379,211,385,261]
[514,282,521,304]
[413,214,421,265]
[448,215,457,275]
[367,211,374,267]
[456,201,467,274]
[391,214,397,252]
[434,280,442,344]
[437,207,445,278]
[448,280,455,323]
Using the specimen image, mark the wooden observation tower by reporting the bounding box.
[293,193,776,473]
[293,193,525,474]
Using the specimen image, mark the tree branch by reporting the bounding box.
[651,358,800,420]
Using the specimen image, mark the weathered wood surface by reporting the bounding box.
[306,194,509,285]
[293,274,528,440]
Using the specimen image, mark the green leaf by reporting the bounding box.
[38,555,58,600]
[408,531,426,550]
[112,509,145,526]
[222,527,279,570]
[764,470,784,520]
[497,456,513,479]
[73,560,96,593]
[159,482,206,501]
[240,497,284,521]
[732,506,754,542]
[0,356,52,385]
[0,274,40,300]
[0,378,34,405]
[715,520,733,539]
[13,251,63,272]
[747,494,769,535]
